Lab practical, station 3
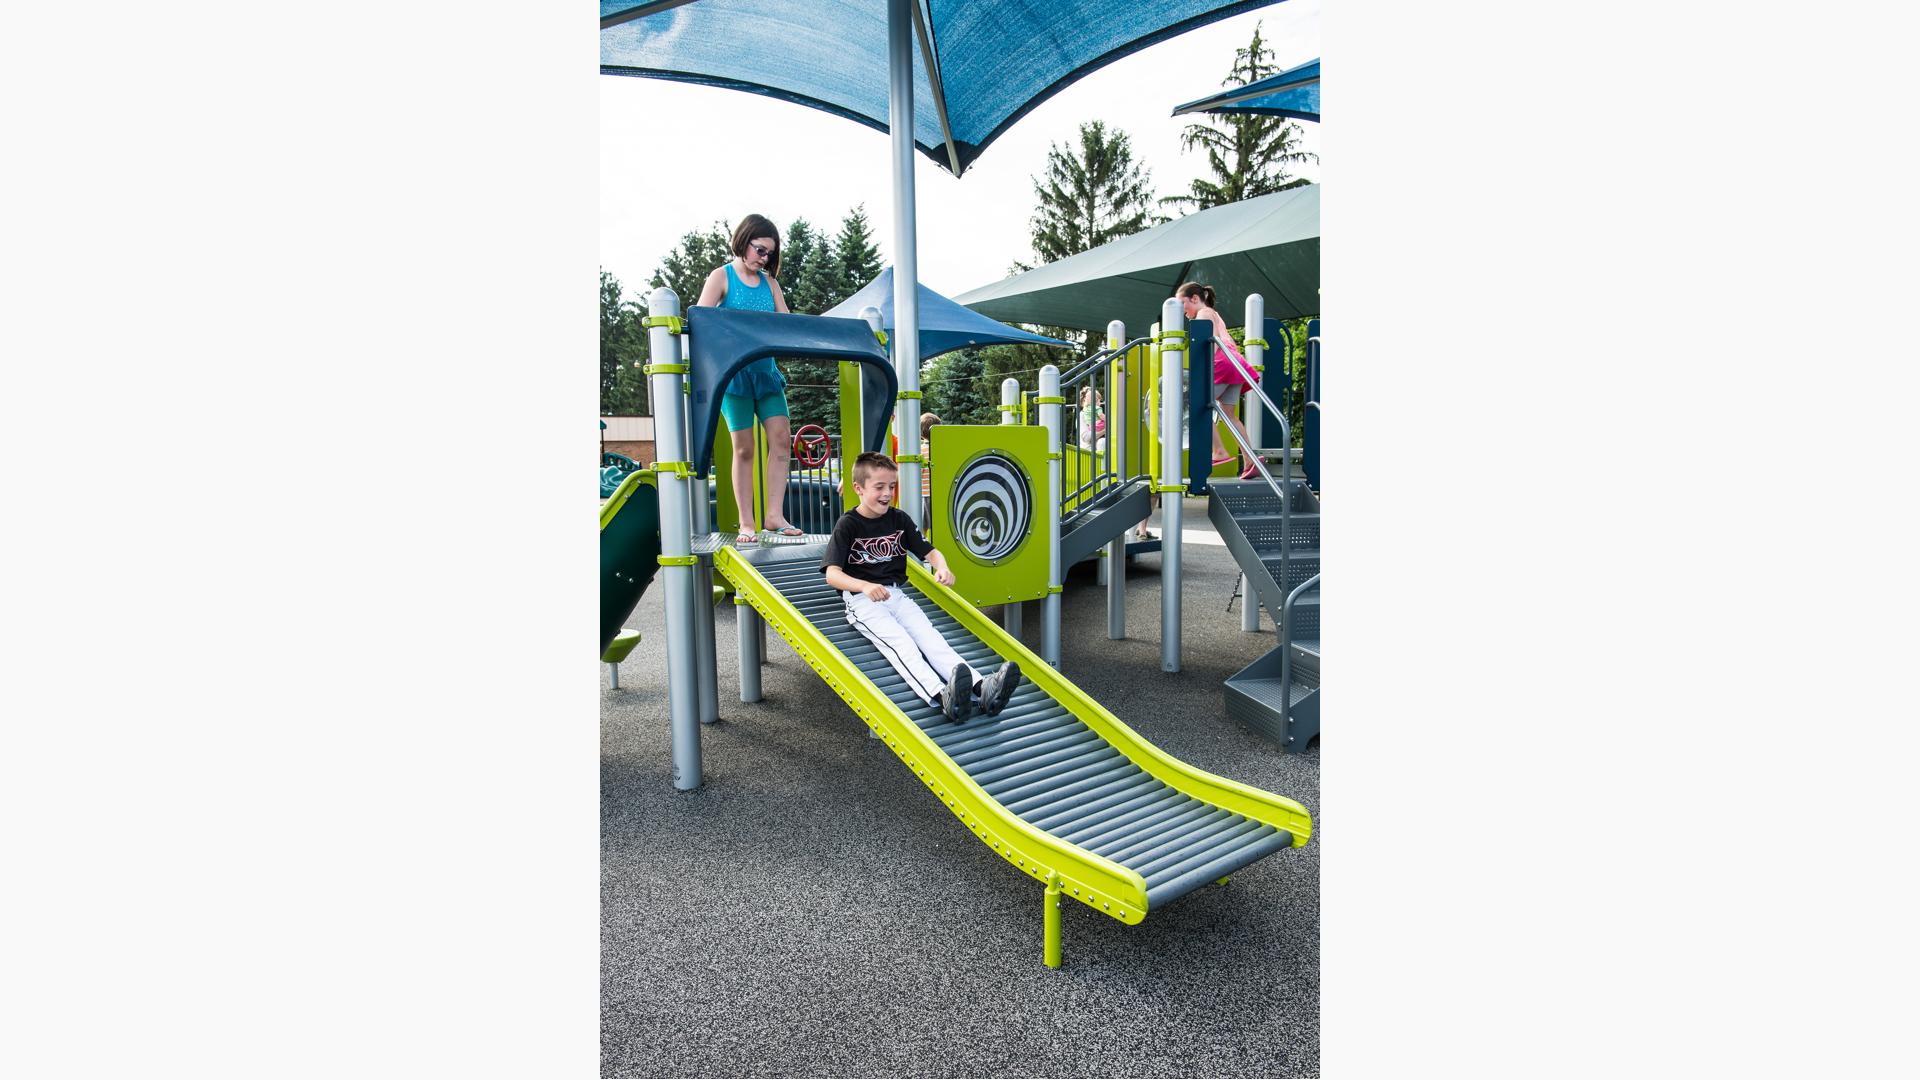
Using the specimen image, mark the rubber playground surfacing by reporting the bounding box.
[602,498,1320,1078]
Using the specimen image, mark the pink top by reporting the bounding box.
[1213,336,1255,390]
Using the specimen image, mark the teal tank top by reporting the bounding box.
[720,262,785,399]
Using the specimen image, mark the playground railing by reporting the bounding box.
[1059,335,1151,519]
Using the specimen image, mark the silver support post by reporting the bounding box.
[887,0,923,526]
[1000,376,1024,638]
[607,663,620,690]
[737,601,762,703]
[648,287,701,790]
[691,467,719,725]
[1241,293,1265,633]
[1039,364,1063,667]
[1105,319,1127,640]
[1159,298,1184,673]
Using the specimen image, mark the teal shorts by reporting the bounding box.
[719,390,790,432]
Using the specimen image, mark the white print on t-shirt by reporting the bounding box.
[848,532,905,564]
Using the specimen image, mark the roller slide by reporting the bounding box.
[713,542,1312,926]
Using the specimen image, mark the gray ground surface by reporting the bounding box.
[602,498,1319,1078]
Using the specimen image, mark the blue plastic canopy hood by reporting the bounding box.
[685,307,897,478]
[1171,56,1319,122]
[601,1,1290,176]
[822,268,1077,360]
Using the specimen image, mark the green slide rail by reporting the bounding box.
[713,543,1311,966]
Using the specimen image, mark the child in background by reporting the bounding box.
[822,452,1021,723]
[918,412,941,516]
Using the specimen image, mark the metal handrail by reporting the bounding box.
[1053,335,1152,516]
[1060,335,1150,387]
[1279,571,1320,720]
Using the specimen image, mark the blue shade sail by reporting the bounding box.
[601,1,1290,176]
[1171,56,1319,122]
[823,268,1077,360]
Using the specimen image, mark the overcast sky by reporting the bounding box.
[600,0,1320,302]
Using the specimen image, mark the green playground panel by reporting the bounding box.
[600,470,661,655]
[928,424,1050,607]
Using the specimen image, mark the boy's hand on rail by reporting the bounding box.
[933,564,955,587]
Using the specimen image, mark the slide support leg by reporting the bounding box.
[1043,874,1063,969]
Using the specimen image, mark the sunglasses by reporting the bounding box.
[749,243,777,259]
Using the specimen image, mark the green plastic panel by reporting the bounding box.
[928,424,1050,607]
[599,470,661,655]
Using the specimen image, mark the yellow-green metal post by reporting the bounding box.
[1043,873,1063,968]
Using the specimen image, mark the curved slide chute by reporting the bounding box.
[714,542,1311,951]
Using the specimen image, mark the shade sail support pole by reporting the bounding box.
[887,0,923,526]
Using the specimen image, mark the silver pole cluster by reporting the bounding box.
[1039,363,1063,667]
[1158,297,1184,673]
[1241,292,1266,633]
[647,287,702,790]
[999,376,1023,638]
[1105,319,1127,641]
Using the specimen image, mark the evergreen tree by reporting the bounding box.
[648,220,734,311]
[780,217,825,314]
[1030,121,1161,265]
[833,204,884,289]
[1163,24,1319,213]
[600,269,648,415]
[924,347,996,428]
[1025,121,1161,352]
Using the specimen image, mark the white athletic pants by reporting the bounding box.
[843,589,978,706]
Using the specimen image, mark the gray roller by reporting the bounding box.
[1119,813,1249,871]
[1023,776,1164,831]
[982,749,1123,800]
[1090,804,1222,859]
[1056,791,1193,846]
[967,726,1105,776]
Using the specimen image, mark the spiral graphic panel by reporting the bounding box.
[953,453,1032,563]
[928,425,1050,606]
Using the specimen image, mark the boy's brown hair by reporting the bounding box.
[852,451,897,488]
[918,413,942,439]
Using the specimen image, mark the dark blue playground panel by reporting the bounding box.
[1304,318,1319,491]
[1187,318,1216,496]
[685,307,896,480]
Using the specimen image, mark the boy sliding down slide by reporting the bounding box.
[822,452,1021,723]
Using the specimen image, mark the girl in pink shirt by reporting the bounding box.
[1178,282,1261,479]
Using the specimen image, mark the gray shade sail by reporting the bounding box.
[954,185,1319,331]
[1172,56,1319,121]
[822,267,1077,360]
[600,0,1290,177]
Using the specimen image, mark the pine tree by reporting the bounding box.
[648,221,734,311]
[833,204,884,292]
[1030,121,1161,264]
[779,219,818,313]
[1164,23,1318,213]
[600,269,648,415]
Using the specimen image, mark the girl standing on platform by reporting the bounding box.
[697,214,803,545]
[1178,282,1262,480]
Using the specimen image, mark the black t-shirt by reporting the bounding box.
[820,507,934,586]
